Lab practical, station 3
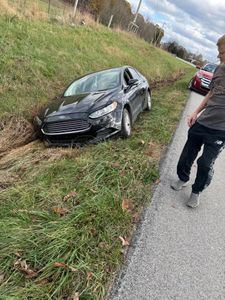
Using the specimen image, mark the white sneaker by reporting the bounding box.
[171,179,187,191]
[186,192,200,208]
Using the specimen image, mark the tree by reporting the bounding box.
[163,41,205,64]
[152,25,164,46]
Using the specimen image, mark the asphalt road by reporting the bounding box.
[109,91,225,300]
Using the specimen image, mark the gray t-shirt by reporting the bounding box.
[197,64,225,131]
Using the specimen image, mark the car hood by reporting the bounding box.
[199,70,213,79]
[42,90,119,119]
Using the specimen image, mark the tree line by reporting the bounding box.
[63,0,164,45]
[162,41,207,66]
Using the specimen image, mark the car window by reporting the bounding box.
[96,72,119,90]
[64,69,121,96]
[202,64,217,73]
[123,70,131,85]
[128,68,141,80]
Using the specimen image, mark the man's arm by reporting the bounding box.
[187,90,213,127]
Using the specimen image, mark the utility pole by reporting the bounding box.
[133,0,142,23]
[73,0,79,22]
[128,0,142,33]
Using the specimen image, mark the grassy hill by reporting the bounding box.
[0,13,192,117]
[0,4,195,299]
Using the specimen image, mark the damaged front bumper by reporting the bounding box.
[41,110,122,147]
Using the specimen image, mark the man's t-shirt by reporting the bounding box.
[197,64,225,131]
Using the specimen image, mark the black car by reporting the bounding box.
[34,66,151,146]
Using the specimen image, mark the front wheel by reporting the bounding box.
[145,91,152,111]
[121,108,132,138]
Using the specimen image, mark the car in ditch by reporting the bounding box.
[34,66,152,146]
[188,63,217,95]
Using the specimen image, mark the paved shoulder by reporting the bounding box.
[110,92,225,300]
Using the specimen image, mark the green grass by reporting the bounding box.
[0,9,196,300]
[0,15,193,119]
[0,72,194,299]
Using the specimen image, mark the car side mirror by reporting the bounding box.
[128,79,138,86]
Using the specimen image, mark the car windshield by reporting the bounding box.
[64,69,121,97]
[202,64,217,73]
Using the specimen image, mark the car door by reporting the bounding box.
[123,68,141,121]
[128,67,146,113]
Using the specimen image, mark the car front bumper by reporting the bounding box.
[191,76,210,95]
[38,109,123,146]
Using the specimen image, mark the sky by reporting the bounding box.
[127,0,225,62]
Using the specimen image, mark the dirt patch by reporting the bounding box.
[150,70,185,89]
[0,115,36,158]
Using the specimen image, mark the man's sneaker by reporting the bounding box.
[186,192,200,208]
[171,179,187,191]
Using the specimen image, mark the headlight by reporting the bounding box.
[89,102,118,119]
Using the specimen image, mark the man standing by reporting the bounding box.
[171,35,225,208]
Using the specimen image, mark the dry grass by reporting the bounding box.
[78,12,97,27]
[0,0,19,16]
[0,115,36,156]
[24,3,48,20]
[0,140,82,169]
[0,139,83,192]
[113,26,135,38]
[0,0,97,26]
[0,0,48,19]
[0,170,19,191]
[150,70,185,88]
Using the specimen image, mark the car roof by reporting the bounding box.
[90,66,135,73]
[74,66,137,80]
[203,63,217,67]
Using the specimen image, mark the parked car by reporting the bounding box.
[34,66,151,146]
[188,63,217,95]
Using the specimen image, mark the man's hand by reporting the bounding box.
[187,112,198,127]
[186,91,211,127]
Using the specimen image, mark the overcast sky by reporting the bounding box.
[127,0,225,62]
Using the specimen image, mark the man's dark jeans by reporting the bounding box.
[177,122,225,194]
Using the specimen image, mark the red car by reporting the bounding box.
[188,63,217,95]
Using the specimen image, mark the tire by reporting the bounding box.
[145,91,152,111]
[121,108,132,138]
